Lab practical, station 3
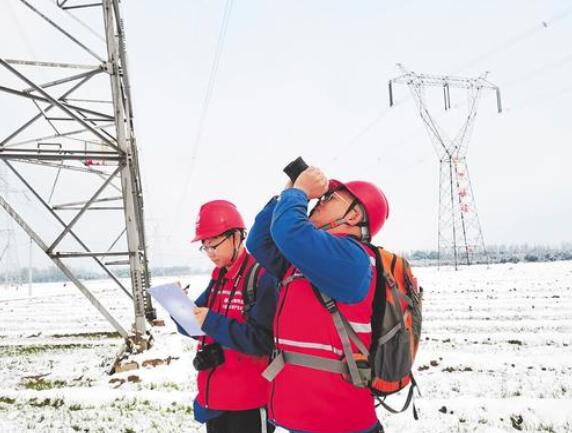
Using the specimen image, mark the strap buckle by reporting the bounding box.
[323,297,337,313]
[270,348,281,360]
[262,351,285,382]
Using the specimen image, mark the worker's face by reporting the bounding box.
[309,188,357,229]
[201,232,238,268]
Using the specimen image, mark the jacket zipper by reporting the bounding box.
[204,366,217,409]
[202,271,226,409]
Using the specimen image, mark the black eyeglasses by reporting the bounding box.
[314,188,359,220]
[199,233,232,254]
[317,190,335,205]
[317,189,351,207]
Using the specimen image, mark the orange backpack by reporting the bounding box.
[367,245,423,418]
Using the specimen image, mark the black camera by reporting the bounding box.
[193,343,225,371]
[283,156,309,183]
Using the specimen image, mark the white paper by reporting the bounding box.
[147,282,205,336]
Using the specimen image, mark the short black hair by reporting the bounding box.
[223,228,246,241]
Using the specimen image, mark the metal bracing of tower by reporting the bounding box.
[389,64,502,269]
[0,0,155,352]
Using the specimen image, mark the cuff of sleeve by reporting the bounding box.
[201,310,219,335]
[282,187,309,201]
[273,188,309,222]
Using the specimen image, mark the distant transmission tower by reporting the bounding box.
[389,64,502,269]
[0,0,155,352]
[0,165,22,288]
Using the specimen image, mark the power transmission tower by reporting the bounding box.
[0,0,155,352]
[389,64,502,269]
[0,165,22,288]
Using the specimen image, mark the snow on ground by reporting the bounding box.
[0,262,571,433]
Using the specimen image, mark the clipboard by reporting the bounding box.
[148,282,205,336]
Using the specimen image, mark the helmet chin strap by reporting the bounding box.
[316,196,360,232]
[358,223,370,242]
[318,219,370,241]
[232,235,239,263]
[317,217,348,231]
[229,229,247,266]
[317,203,371,242]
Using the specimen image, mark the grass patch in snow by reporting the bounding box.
[0,343,100,357]
[107,397,193,416]
[51,331,121,339]
[21,377,67,390]
[0,396,16,405]
[161,382,183,391]
[140,382,182,392]
[28,397,65,409]
[441,365,474,373]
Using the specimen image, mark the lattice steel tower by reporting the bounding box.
[389,64,502,269]
[0,0,155,351]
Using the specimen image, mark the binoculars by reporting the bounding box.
[283,156,308,183]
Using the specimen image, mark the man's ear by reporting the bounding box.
[345,206,364,227]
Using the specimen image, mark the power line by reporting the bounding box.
[331,5,572,161]
[454,6,572,74]
[506,84,572,112]
[331,105,394,161]
[166,0,235,242]
[190,0,235,164]
[501,52,572,89]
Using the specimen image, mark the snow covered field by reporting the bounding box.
[0,261,571,433]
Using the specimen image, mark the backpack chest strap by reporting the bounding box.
[262,350,371,386]
[315,290,370,356]
[262,351,346,381]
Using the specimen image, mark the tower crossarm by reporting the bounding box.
[391,74,498,90]
[389,65,502,114]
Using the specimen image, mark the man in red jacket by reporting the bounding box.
[178,200,276,433]
[247,167,389,433]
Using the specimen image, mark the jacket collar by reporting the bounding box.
[212,248,249,281]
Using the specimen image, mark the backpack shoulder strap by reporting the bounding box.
[311,287,369,387]
[390,253,398,274]
[243,262,262,313]
[365,244,387,347]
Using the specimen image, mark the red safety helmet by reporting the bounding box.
[328,179,389,238]
[192,200,245,242]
